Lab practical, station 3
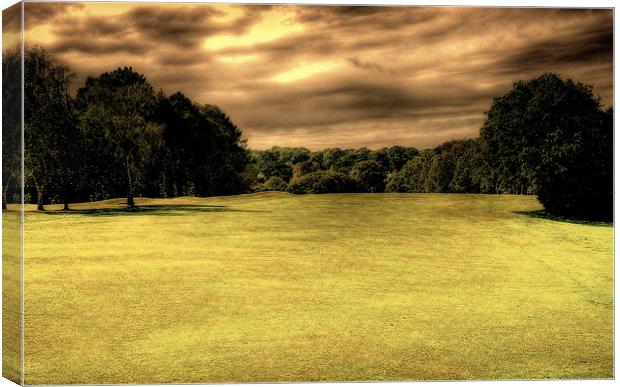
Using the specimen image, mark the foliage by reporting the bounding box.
[288,170,360,194]
[150,94,249,198]
[350,160,386,193]
[21,45,80,210]
[12,59,251,208]
[384,141,490,194]
[247,146,420,194]
[250,148,294,183]
[372,145,419,172]
[262,176,289,191]
[10,48,612,222]
[76,67,161,207]
[2,46,22,209]
[480,73,613,219]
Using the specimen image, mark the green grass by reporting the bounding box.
[15,192,614,383]
[3,209,22,384]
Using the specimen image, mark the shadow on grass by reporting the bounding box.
[39,204,265,217]
[513,210,613,227]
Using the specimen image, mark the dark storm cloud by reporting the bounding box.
[24,2,84,28]
[2,2,20,35]
[294,5,441,29]
[46,4,271,55]
[128,6,226,47]
[53,16,127,38]
[22,3,613,150]
[3,2,84,32]
[497,18,613,74]
[126,4,270,47]
[52,36,150,55]
[220,76,493,136]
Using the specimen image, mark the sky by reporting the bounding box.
[4,2,614,150]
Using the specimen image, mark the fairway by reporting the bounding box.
[19,193,613,383]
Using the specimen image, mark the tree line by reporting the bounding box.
[2,46,613,220]
[246,139,492,195]
[244,74,612,220]
[3,45,248,210]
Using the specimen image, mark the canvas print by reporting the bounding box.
[1,1,614,384]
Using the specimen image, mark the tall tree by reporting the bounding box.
[480,73,612,219]
[201,104,249,195]
[22,45,78,211]
[76,67,161,207]
[2,46,22,210]
[152,94,249,197]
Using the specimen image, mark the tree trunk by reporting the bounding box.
[2,175,11,211]
[176,176,184,197]
[126,159,136,208]
[36,184,45,211]
[62,185,70,211]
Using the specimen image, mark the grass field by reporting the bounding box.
[13,192,614,383]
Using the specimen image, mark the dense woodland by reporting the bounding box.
[2,46,614,220]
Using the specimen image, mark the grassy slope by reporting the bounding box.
[19,193,613,383]
[2,209,22,384]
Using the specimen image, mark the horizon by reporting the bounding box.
[4,3,613,150]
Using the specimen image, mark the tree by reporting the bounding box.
[154,92,213,197]
[449,139,489,193]
[321,148,346,171]
[77,67,161,208]
[251,148,292,183]
[275,147,311,165]
[22,45,79,211]
[292,160,320,179]
[200,104,249,195]
[426,152,453,192]
[385,150,436,193]
[350,160,386,192]
[334,148,370,173]
[480,73,612,219]
[373,145,419,173]
[2,46,22,210]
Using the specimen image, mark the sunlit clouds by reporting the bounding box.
[271,60,344,83]
[204,9,304,50]
[11,3,613,150]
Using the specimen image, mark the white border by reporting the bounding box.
[0,1,616,387]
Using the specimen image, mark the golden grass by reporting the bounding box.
[3,208,22,384]
[13,192,614,383]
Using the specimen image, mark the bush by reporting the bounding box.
[263,176,288,191]
[288,170,360,194]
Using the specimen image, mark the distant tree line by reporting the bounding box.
[245,74,612,220]
[2,46,612,220]
[245,140,491,195]
[3,45,248,210]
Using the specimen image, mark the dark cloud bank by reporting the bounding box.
[19,3,613,150]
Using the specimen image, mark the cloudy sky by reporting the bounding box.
[5,2,614,150]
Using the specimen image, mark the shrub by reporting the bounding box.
[288,170,360,194]
[263,176,288,191]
